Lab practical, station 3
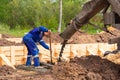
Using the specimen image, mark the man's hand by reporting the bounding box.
[48,30,51,34]
[44,30,51,36]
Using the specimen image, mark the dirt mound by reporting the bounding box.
[43,29,120,44]
[0,55,120,80]
[0,29,120,46]
[52,62,89,80]
[2,33,17,38]
[0,29,120,80]
[0,65,16,76]
[52,55,120,80]
[0,38,23,46]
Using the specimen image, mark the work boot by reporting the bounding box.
[26,57,32,66]
[33,57,40,67]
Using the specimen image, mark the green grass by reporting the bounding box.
[81,24,102,34]
[0,24,30,37]
[0,23,102,37]
[9,29,30,37]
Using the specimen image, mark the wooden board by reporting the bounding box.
[0,54,15,69]
[0,43,118,66]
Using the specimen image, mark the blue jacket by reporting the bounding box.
[29,26,48,42]
[24,26,49,50]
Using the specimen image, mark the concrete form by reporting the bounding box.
[0,43,117,67]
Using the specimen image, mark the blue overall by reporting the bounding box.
[23,26,49,67]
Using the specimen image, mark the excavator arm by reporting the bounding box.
[60,0,109,40]
[58,0,120,61]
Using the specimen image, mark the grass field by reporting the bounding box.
[0,24,30,37]
[0,23,101,37]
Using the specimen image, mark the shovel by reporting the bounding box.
[49,32,53,64]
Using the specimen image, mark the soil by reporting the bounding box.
[0,39,23,46]
[0,29,120,80]
[1,29,120,46]
[1,55,120,80]
[52,55,120,80]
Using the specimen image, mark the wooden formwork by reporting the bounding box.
[0,43,117,67]
[0,46,27,66]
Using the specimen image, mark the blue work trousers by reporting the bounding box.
[23,33,40,67]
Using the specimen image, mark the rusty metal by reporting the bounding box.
[58,40,68,62]
[59,0,120,58]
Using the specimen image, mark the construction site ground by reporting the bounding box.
[0,29,120,80]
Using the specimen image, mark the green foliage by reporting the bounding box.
[0,0,10,23]
[0,0,103,34]
[0,23,31,37]
[62,1,84,25]
[81,13,104,34]
[5,0,60,29]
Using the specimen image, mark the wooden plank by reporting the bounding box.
[86,47,90,56]
[39,53,57,59]
[0,57,11,65]
[39,53,52,59]
[0,47,2,54]
[98,43,109,51]
[87,49,96,56]
[15,56,26,61]
[108,44,117,51]
[0,54,16,69]
[14,46,24,50]
[53,49,59,58]
[69,51,75,58]
[0,57,2,65]
[0,43,118,66]
[15,50,24,56]
[23,46,27,56]
[12,46,25,56]
[3,52,10,56]
[0,47,11,56]
[76,44,87,56]
[10,46,15,65]
[97,48,105,56]
[1,46,11,51]
[86,43,98,55]
[15,60,26,65]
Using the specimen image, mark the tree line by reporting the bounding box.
[1,0,104,33]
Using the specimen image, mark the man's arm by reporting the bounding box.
[39,40,49,50]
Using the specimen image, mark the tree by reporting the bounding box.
[58,0,62,33]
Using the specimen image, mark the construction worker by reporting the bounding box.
[23,26,51,68]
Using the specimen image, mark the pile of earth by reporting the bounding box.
[0,65,16,76]
[2,33,18,38]
[0,65,53,80]
[1,55,120,80]
[43,28,120,44]
[0,28,120,46]
[0,28,120,80]
[52,55,120,80]
[0,38,23,46]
